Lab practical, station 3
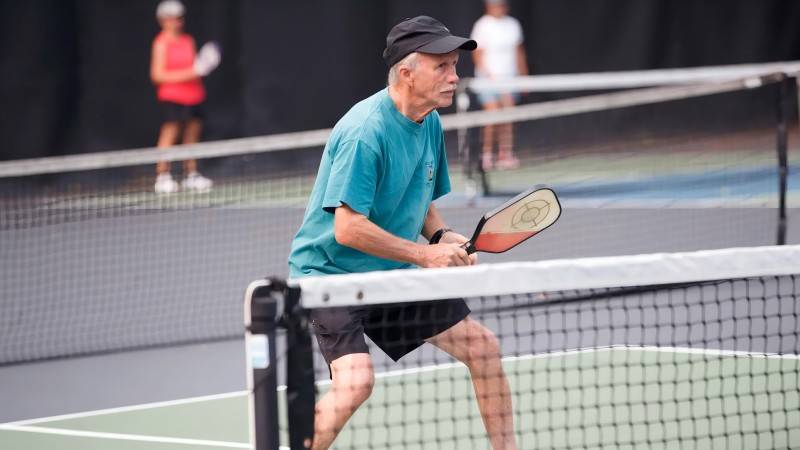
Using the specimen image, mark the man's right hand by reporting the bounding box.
[418,243,472,268]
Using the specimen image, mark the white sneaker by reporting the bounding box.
[182,172,213,193]
[154,173,179,194]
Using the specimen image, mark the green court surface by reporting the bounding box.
[0,392,250,450]
[2,347,798,450]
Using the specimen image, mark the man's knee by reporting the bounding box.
[465,325,502,368]
[330,353,375,407]
[338,374,374,407]
[160,121,180,133]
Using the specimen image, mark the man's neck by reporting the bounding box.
[388,85,434,123]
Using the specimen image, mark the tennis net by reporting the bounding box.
[0,133,325,364]
[246,245,800,450]
[452,71,795,208]
[1,64,797,365]
[444,71,798,260]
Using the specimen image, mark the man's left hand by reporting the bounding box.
[439,231,478,265]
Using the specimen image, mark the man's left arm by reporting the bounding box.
[421,203,447,241]
[422,204,478,263]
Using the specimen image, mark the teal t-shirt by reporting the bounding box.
[288,88,451,278]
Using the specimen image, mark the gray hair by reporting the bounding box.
[387,52,419,85]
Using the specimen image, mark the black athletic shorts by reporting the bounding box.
[160,101,205,123]
[310,298,470,367]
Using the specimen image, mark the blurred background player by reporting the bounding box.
[470,0,529,171]
[150,0,220,193]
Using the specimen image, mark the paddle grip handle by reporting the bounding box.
[461,241,476,255]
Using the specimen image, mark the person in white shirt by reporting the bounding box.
[470,0,529,170]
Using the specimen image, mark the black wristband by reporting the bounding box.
[429,227,452,244]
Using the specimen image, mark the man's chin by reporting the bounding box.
[436,96,454,108]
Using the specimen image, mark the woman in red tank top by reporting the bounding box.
[150,0,214,193]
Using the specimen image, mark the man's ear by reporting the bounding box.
[400,65,414,86]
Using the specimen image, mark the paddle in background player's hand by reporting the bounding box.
[194,41,221,77]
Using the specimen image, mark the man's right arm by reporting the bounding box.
[333,204,471,268]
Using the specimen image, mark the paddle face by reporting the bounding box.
[467,187,561,254]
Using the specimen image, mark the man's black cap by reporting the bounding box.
[383,16,477,67]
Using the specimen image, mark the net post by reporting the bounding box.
[284,286,315,449]
[776,73,791,245]
[244,279,281,450]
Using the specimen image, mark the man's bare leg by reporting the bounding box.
[480,101,500,170]
[496,94,519,169]
[312,353,375,450]
[427,317,517,450]
[182,118,202,174]
[156,121,180,174]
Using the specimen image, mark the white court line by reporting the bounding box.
[4,346,797,428]
[628,345,800,360]
[316,345,800,387]
[5,390,247,426]
[0,424,251,448]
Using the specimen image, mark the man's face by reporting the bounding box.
[160,16,184,32]
[410,51,460,109]
[487,3,508,17]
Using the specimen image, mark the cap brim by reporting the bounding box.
[417,35,477,54]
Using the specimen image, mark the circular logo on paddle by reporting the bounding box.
[511,199,551,230]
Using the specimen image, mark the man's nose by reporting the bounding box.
[448,69,459,84]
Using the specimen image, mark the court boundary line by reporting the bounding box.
[0,424,251,448]
[5,390,247,426]
[318,345,800,387]
[4,346,797,426]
